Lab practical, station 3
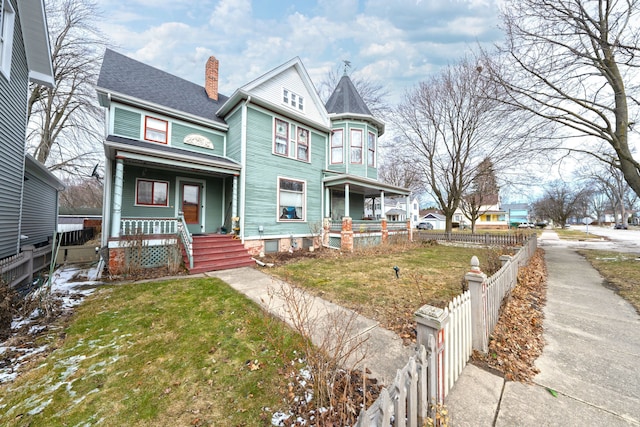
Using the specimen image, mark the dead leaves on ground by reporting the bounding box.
[473,248,547,382]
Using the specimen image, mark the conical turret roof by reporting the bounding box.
[325,74,372,116]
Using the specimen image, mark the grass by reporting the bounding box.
[578,250,640,313]
[0,277,305,426]
[269,241,510,333]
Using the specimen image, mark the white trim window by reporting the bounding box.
[278,177,305,221]
[136,179,169,207]
[0,0,15,80]
[274,118,310,162]
[331,129,343,164]
[350,129,363,164]
[144,116,168,144]
[282,88,304,112]
[297,127,309,161]
[368,131,376,167]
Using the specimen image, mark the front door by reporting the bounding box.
[181,183,202,234]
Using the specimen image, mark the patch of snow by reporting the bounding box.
[27,398,52,415]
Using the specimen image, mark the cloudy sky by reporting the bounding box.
[95,0,505,101]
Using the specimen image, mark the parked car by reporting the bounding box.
[416,222,434,230]
[614,223,628,229]
[517,222,535,229]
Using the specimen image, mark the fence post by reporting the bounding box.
[22,245,36,284]
[466,256,488,353]
[414,305,448,404]
[499,255,512,267]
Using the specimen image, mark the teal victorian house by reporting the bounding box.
[96,50,410,274]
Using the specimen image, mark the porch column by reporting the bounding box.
[406,194,413,241]
[380,191,385,220]
[232,174,239,232]
[344,183,350,218]
[110,157,124,238]
[325,186,330,217]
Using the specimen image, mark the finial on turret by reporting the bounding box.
[342,60,351,75]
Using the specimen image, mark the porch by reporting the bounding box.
[323,218,411,252]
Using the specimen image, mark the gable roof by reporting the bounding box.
[325,74,372,116]
[96,49,227,127]
[19,0,54,87]
[217,57,331,130]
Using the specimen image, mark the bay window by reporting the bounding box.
[331,129,343,164]
[351,129,363,164]
[368,131,376,167]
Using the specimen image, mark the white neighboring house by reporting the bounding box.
[365,196,420,225]
[418,212,446,230]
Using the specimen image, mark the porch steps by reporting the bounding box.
[185,234,255,274]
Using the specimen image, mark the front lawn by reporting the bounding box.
[268,241,509,339]
[578,250,640,313]
[0,277,304,426]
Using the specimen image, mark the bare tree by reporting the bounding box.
[581,162,638,225]
[27,0,109,177]
[59,177,103,211]
[393,57,529,232]
[486,0,640,197]
[533,181,591,227]
[377,147,424,194]
[460,157,499,232]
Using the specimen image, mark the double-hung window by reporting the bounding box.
[350,129,363,164]
[136,179,169,207]
[274,118,289,155]
[331,129,343,164]
[144,116,168,143]
[297,127,309,161]
[278,178,305,221]
[368,132,376,167]
[274,118,310,162]
[0,0,15,80]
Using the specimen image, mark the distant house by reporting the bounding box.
[0,0,56,261]
[365,196,418,224]
[96,50,410,274]
[502,203,531,228]
[454,195,508,230]
[419,212,446,230]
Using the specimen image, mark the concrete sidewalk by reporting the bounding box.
[446,231,640,426]
[206,267,413,385]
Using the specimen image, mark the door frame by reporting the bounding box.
[175,176,207,234]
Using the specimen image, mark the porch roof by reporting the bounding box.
[323,173,410,197]
[105,135,241,176]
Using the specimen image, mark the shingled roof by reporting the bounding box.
[97,49,228,125]
[325,74,372,116]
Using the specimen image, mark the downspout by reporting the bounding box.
[239,96,251,243]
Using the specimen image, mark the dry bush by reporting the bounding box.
[0,279,17,340]
[264,281,380,425]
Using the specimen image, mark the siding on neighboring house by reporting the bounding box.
[0,0,29,259]
[21,169,58,247]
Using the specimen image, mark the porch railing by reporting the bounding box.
[176,214,193,269]
[121,217,178,235]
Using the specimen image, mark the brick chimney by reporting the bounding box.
[205,56,219,101]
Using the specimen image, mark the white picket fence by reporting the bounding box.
[443,292,472,397]
[355,337,436,427]
[354,235,538,426]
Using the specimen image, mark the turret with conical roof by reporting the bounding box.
[325,74,373,116]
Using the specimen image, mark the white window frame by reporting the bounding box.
[331,129,343,164]
[350,129,363,164]
[0,0,15,80]
[368,131,376,167]
[144,116,168,144]
[135,178,169,207]
[282,87,305,112]
[277,177,306,222]
[273,117,310,162]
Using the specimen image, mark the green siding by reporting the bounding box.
[171,123,224,156]
[113,107,141,139]
[242,107,326,237]
[225,109,242,162]
[118,165,226,233]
